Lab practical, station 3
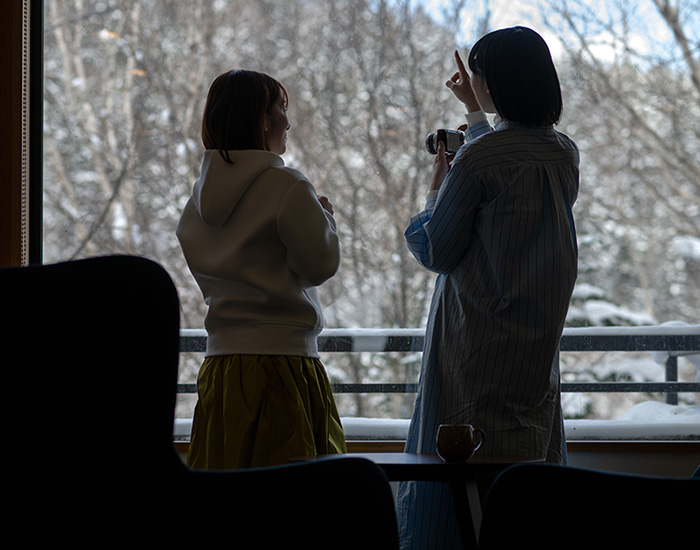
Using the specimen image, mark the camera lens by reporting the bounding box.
[425,132,439,155]
[425,129,465,155]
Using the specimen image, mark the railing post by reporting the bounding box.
[665,355,678,405]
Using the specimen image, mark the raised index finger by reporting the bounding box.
[454,50,468,76]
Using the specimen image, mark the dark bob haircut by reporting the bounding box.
[468,27,562,126]
[201,70,288,163]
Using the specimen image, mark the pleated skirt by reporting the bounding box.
[186,354,346,470]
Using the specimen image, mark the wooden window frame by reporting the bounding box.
[1,0,43,268]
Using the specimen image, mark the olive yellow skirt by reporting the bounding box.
[186,355,346,470]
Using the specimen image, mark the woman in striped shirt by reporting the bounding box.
[397,27,579,549]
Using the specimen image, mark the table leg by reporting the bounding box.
[450,478,480,549]
[466,479,482,542]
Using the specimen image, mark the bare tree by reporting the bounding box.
[43,0,475,418]
[44,0,696,420]
[543,0,700,324]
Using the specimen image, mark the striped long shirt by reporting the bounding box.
[397,112,579,550]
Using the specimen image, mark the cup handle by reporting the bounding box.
[473,427,486,452]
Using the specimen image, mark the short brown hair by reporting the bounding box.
[201,70,288,163]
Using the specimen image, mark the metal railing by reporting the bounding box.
[178,325,700,404]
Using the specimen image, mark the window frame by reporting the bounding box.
[0,0,43,268]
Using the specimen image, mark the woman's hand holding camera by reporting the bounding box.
[429,51,481,193]
[430,141,454,192]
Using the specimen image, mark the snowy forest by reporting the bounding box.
[42,0,699,421]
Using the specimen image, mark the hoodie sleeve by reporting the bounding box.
[277,178,341,286]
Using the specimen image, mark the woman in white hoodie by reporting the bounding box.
[177,70,346,469]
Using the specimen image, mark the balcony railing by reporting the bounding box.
[178,325,700,405]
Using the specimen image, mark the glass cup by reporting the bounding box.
[436,424,486,462]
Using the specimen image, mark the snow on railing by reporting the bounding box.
[178,324,700,404]
[174,325,700,441]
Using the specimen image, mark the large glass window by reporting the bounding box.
[43,0,699,429]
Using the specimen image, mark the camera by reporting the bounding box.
[425,129,465,155]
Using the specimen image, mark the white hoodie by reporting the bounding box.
[176,150,340,358]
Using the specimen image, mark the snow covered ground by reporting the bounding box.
[338,403,700,441]
[565,402,700,440]
[173,402,700,441]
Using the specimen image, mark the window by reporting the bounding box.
[41,1,699,432]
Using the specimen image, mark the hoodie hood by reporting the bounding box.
[192,149,284,227]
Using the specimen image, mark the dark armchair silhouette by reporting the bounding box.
[2,256,398,548]
[479,462,699,548]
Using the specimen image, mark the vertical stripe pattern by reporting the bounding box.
[397,119,579,549]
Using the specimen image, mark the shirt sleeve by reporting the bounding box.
[404,114,493,274]
[404,153,485,274]
[277,178,341,286]
[464,110,492,142]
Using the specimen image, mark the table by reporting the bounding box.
[298,452,543,549]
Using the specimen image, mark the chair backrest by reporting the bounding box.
[191,456,400,549]
[479,463,700,548]
[2,255,182,462]
[3,256,400,548]
[3,255,189,541]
